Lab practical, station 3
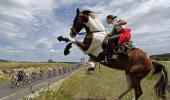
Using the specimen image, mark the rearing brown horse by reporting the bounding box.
[57,8,168,100]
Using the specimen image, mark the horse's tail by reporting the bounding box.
[151,61,168,98]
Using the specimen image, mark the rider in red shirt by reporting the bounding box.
[105,15,131,61]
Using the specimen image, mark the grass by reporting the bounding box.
[0,62,71,83]
[0,62,70,69]
[28,62,170,100]
[0,74,11,84]
[0,76,8,83]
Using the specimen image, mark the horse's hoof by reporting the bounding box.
[57,36,69,43]
[57,36,63,41]
[64,43,72,55]
[64,50,70,55]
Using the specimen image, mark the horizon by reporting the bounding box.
[0,0,170,62]
[1,52,169,62]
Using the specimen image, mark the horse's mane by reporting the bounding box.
[82,10,96,19]
[82,10,93,15]
[82,10,105,31]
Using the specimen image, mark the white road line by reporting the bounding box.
[0,93,16,100]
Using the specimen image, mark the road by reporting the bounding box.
[0,64,80,100]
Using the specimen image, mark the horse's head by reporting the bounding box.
[70,8,91,38]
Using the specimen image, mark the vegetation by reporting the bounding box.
[0,62,71,83]
[0,62,69,69]
[48,58,54,63]
[33,61,170,100]
[0,75,9,83]
[0,59,9,62]
[150,53,170,61]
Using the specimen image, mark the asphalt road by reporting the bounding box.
[0,64,80,100]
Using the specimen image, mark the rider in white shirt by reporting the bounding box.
[105,15,131,62]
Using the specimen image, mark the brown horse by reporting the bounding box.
[57,8,168,100]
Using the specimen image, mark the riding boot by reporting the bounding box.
[105,42,116,64]
[103,48,112,64]
[108,34,120,51]
[106,49,113,62]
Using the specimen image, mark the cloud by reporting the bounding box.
[35,38,53,49]
[0,0,170,61]
[82,0,170,55]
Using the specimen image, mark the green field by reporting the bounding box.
[0,62,70,69]
[0,62,71,83]
[32,61,170,100]
[0,76,9,83]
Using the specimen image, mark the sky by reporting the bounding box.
[0,0,170,62]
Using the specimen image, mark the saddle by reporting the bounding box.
[95,36,134,63]
[114,41,135,55]
[102,35,135,55]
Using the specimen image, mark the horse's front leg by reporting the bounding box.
[76,34,93,51]
[74,40,88,51]
[63,40,84,55]
[57,34,92,53]
[57,36,78,45]
[61,37,87,55]
[57,36,70,43]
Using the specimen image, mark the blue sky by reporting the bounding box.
[0,0,170,62]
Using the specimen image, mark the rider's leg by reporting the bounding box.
[108,34,120,49]
[106,34,120,60]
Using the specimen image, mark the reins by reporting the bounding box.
[77,30,107,35]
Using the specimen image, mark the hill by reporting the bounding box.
[150,53,170,61]
[0,59,9,62]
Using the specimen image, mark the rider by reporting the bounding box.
[105,15,131,61]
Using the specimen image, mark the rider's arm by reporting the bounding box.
[108,22,117,36]
[116,19,127,26]
[108,18,127,36]
[107,32,112,37]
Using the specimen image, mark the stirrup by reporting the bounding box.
[113,47,119,53]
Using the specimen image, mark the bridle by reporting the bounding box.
[71,24,107,36]
[71,13,107,36]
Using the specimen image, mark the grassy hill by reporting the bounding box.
[0,59,9,62]
[32,61,170,100]
[150,53,170,61]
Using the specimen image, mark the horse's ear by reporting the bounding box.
[77,8,80,15]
